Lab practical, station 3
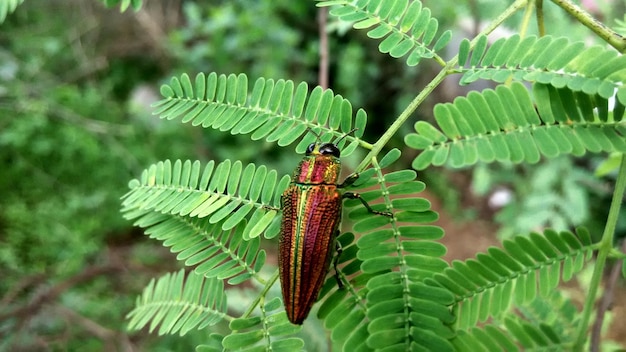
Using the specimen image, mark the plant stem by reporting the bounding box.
[243,269,279,319]
[551,0,626,52]
[573,153,626,350]
[356,0,529,172]
[318,7,329,89]
[536,0,546,36]
[355,67,447,173]
[590,240,626,352]
[519,0,535,38]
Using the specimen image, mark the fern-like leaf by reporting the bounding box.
[195,334,226,352]
[317,0,451,66]
[126,270,227,335]
[517,291,579,342]
[459,35,626,104]
[122,159,288,240]
[316,232,375,351]
[153,72,369,156]
[454,318,566,351]
[316,149,454,351]
[425,228,595,331]
[406,82,626,169]
[454,291,581,351]
[0,0,23,23]
[127,211,267,285]
[222,297,303,351]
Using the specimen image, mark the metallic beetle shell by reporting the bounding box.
[279,148,342,324]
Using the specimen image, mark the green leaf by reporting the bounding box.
[429,229,596,330]
[460,35,626,105]
[122,160,282,282]
[378,148,402,168]
[222,330,264,349]
[155,73,368,154]
[458,38,471,66]
[407,82,626,168]
[99,0,142,12]
[126,270,226,335]
[324,0,449,65]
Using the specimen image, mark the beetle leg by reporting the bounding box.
[338,173,360,188]
[342,192,393,217]
[333,239,344,289]
[261,204,281,212]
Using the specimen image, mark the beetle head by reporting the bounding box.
[305,143,340,157]
[303,127,358,158]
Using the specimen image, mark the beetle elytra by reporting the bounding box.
[278,131,392,324]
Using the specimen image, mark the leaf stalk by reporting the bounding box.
[356,0,529,173]
[573,153,626,350]
[551,0,626,52]
[243,269,280,319]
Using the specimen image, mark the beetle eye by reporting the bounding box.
[319,143,340,157]
[305,143,316,155]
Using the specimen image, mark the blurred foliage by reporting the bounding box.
[100,0,142,13]
[470,157,622,240]
[169,1,313,82]
[0,0,24,23]
[122,0,626,349]
[0,1,192,349]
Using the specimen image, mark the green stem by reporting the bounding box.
[356,0,529,172]
[243,269,280,318]
[536,0,546,36]
[573,154,626,350]
[609,248,626,260]
[551,0,626,53]
[519,0,535,37]
[355,67,448,173]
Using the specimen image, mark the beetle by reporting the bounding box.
[278,132,391,324]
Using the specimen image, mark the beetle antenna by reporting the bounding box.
[334,128,359,145]
[305,127,323,143]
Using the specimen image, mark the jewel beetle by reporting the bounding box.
[278,132,391,324]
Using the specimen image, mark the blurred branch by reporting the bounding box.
[65,17,110,82]
[318,7,329,89]
[0,265,121,322]
[590,240,626,352]
[51,102,133,136]
[130,0,183,68]
[135,10,167,56]
[0,273,46,306]
[55,304,116,340]
[54,304,134,352]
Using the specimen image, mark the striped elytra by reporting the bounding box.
[278,142,343,325]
